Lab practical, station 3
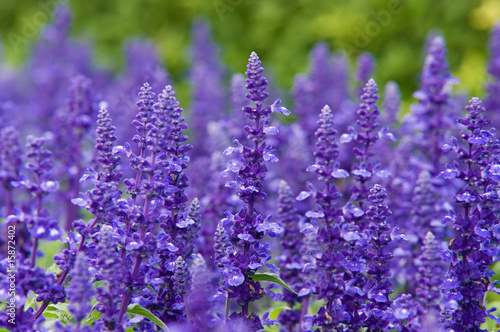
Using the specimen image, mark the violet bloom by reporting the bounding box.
[218,52,289,330]
[276,180,307,330]
[189,20,227,157]
[199,151,239,265]
[485,22,500,127]
[86,107,123,220]
[416,232,445,311]
[0,126,22,216]
[342,79,393,214]
[389,294,425,331]
[29,108,123,324]
[329,52,355,141]
[172,256,192,313]
[355,52,375,96]
[155,85,195,259]
[382,81,401,128]
[26,4,95,134]
[117,83,188,324]
[292,43,340,145]
[292,74,315,137]
[405,35,458,174]
[187,254,213,329]
[439,98,500,331]
[52,75,95,230]
[95,225,126,330]
[0,259,63,332]
[182,198,202,257]
[67,252,94,324]
[109,39,170,146]
[126,84,196,324]
[63,107,122,268]
[10,136,61,267]
[309,43,335,118]
[363,184,394,330]
[297,105,347,329]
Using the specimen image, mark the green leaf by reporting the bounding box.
[146,285,158,295]
[51,302,71,315]
[24,291,37,310]
[46,263,62,276]
[127,303,170,332]
[46,304,71,322]
[84,308,102,325]
[43,312,59,319]
[92,280,105,289]
[249,272,298,295]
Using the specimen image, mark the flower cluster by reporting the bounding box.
[217,51,289,329]
[3,7,500,332]
[439,97,500,331]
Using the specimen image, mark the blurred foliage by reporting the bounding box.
[0,0,499,104]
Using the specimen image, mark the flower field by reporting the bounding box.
[1,3,500,332]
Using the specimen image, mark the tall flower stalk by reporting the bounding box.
[218,51,289,330]
[297,104,348,330]
[439,97,500,331]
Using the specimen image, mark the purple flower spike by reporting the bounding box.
[0,126,22,215]
[172,256,192,308]
[382,81,401,127]
[304,105,347,329]
[218,52,288,330]
[67,252,94,323]
[486,23,500,125]
[245,52,269,106]
[95,225,125,330]
[363,184,395,329]
[406,35,458,174]
[440,97,500,331]
[416,232,445,310]
[189,20,227,157]
[133,83,156,151]
[356,52,375,95]
[277,180,317,331]
[52,75,95,231]
[345,78,391,216]
[75,108,122,225]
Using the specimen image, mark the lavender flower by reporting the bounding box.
[276,180,306,330]
[298,105,347,329]
[416,232,445,310]
[382,81,401,128]
[439,97,500,331]
[110,39,170,145]
[155,85,194,258]
[0,258,63,331]
[219,51,289,330]
[189,20,227,157]
[72,107,122,226]
[67,252,94,323]
[0,126,22,216]
[343,78,391,215]
[10,136,61,267]
[172,256,192,313]
[95,225,126,330]
[363,184,394,330]
[52,75,95,230]
[406,35,458,174]
[485,22,500,127]
[356,52,375,95]
[26,4,94,134]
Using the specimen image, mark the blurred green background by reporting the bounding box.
[0,0,499,102]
